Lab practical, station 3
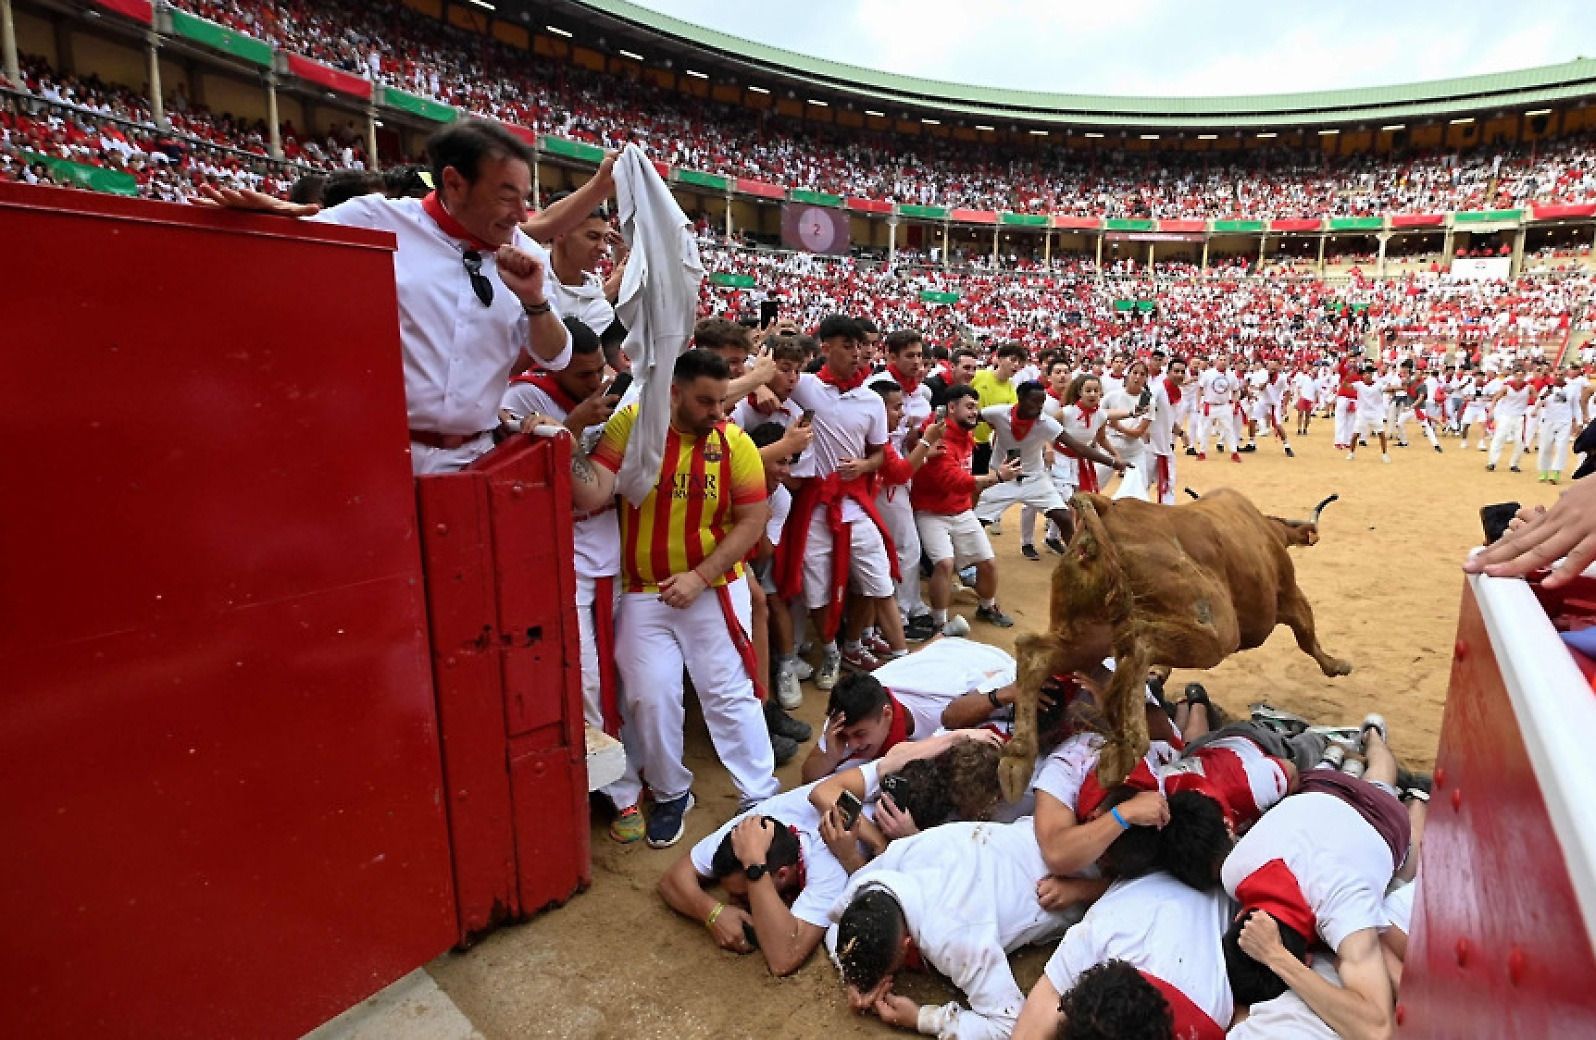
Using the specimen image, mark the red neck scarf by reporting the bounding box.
[1074,403,1098,425]
[886,362,921,394]
[421,190,498,251]
[1009,406,1036,443]
[1138,972,1226,1040]
[1235,858,1317,943]
[818,363,869,394]
[1046,385,1066,404]
[509,371,579,414]
[1163,376,1182,405]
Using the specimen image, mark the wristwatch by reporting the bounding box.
[744,863,769,882]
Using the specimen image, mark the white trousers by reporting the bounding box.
[1489,416,1527,469]
[409,432,495,476]
[608,576,777,808]
[801,507,896,608]
[878,487,928,621]
[1538,419,1573,473]
[1334,398,1356,447]
[575,573,621,730]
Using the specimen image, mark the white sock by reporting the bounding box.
[979,598,996,610]
[932,609,948,625]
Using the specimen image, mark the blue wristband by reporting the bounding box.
[1110,807,1130,831]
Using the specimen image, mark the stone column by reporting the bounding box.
[941,221,949,269]
[365,105,380,172]
[992,226,1000,266]
[1317,233,1327,277]
[1,0,21,88]
[265,71,282,159]
[1510,226,1526,279]
[1376,231,1389,279]
[887,212,898,266]
[1200,236,1209,271]
[146,31,165,129]
[724,190,732,240]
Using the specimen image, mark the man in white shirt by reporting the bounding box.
[1012,871,1235,1040]
[974,382,1078,562]
[542,190,623,337]
[1536,372,1578,483]
[1147,356,1189,504]
[201,120,608,475]
[1488,366,1533,472]
[1346,366,1393,463]
[1197,361,1244,463]
[829,820,1077,1039]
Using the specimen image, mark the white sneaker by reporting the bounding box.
[790,657,814,682]
[815,652,841,691]
[942,615,971,637]
[1382,454,1391,464]
[776,668,803,710]
[987,519,1003,536]
[1346,452,1355,461]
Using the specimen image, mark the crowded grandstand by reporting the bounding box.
[7,2,1596,1039]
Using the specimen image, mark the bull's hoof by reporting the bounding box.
[1322,658,1353,677]
[998,753,1035,804]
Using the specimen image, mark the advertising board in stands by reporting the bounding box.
[782,203,851,255]
[1451,258,1512,281]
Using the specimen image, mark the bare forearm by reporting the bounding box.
[570,451,616,511]
[1272,955,1392,1040]
[727,368,773,400]
[657,861,716,926]
[526,307,570,365]
[1056,431,1114,467]
[523,172,613,241]
[942,689,1004,730]
[748,881,815,976]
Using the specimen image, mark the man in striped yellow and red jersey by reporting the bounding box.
[566,348,777,849]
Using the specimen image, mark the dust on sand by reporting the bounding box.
[428,427,1563,1039]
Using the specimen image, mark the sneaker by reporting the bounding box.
[1185,446,1198,456]
[1241,443,1257,453]
[840,645,882,672]
[1182,682,1212,709]
[1319,745,1346,770]
[1434,444,1443,453]
[975,603,1015,627]
[1045,536,1067,555]
[1397,440,1409,448]
[1230,453,1243,463]
[1539,471,1550,483]
[766,698,810,741]
[1196,452,1207,461]
[942,615,972,637]
[610,804,645,844]
[904,614,938,642]
[1347,452,1356,461]
[958,565,979,588]
[1021,543,1041,561]
[645,792,695,848]
[1361,713,1388,744]
[987,520,1003,537]
[775,668,803,710]
[1341,756,1366,778]
[790,656,814,682]
[1509,465,1522,473]
[815,652,841,691]
[1550,471,1562,485]
[1382,454,1391,464]
[1250,703,1310,736]
[1486,463,1496,471]
[771,732,800,767]
[865,634,895,659]
[1284,446,1295,458]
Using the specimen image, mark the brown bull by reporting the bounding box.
[1000,488,1349,802]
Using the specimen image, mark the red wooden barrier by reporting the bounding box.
[0,183,457,1038]
[1398,573,1596,1037]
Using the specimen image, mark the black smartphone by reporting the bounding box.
[742,921,761,950]
[760,299,780,328]
[607,371,634,400]
[934,405,948,422]
[1480,502,1520,545]
[836,790,864,830]
[801,408,816,424]
[879,772,910,809]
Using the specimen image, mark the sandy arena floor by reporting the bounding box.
[427,421,1564,1039]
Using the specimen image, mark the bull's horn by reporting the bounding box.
[1309,494,1340,523]
[1184,488,1201,500]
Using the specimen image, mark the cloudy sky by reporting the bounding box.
[628,0,1596,97]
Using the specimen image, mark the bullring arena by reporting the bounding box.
[5,1,1596,1039]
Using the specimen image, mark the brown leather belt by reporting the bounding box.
[409,428,493,450]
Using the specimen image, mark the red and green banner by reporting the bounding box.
[1104,218,1155,232]
[169,9,273,66]
[1530,203,1596,220]
[675,168,728,192]
[1212,219,1265,233]
[736,178,786,200]
[498,122,537,145]
[1269,219,1321,232]
[24,151,138,196]
[1000,212,1049,227]
[383,87,456,123]
[540,135,604,163]
[790,188,843,207]
[89,0,153,24]
[284,54,373,100]
[1453,209,1522,224]
[1389,214,1443,228]
[1328,216,1383,231]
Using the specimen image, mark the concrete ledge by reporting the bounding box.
[301,970,482,1040]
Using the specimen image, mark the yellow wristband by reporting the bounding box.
[705,902,724,930]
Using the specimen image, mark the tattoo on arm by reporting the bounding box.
[571,452,597,485]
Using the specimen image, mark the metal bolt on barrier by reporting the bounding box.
[1451,787,1463,810]
[1455,937,1470,966]
[1508,946,1526,985]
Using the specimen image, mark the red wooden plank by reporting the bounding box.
[1269,218,1322,232]
[1390,214,1444,228]
[285,53,374,100]
[735,177,786,199]
[1532,202,1596,220]
[1159,219,1206,233]
[1051,215,1100,229]
[950,208,998,225]
[846,197,894,214]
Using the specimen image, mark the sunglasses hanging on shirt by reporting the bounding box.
[462,250,494,307]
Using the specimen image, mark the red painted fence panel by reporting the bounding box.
[285,53,374,100]
[0,183,456,1039]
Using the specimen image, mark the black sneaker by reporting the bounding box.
[1045,536,1067,555]
[1185,446,1197,456]
[1241,443,1257,453]
[975,603,1015,627]
[1021,543,1041,561]
[904,614,938,642]
[1183,682,1212,709]
[646,792,695,848]
[1510,465,1522,473]
[1434,444,1443,453]
[771,733,799,767]
[1284,446,1295,458]
[765,700,812,742]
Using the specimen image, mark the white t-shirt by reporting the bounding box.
[731,396,801,432]
[499,378,619,580]
[1227,955,1342,1039]
[1383,876,1417,936]
[1160,735,1290,826]
[982,404,1064,478]
[1102,389,1153,458]
[312,195,570,435]
[1539,383,1577,426]
[690,769,878,928]
[1222,791,1396,952]
[1353,379,1388,416]
[788,374,889,523]
[1495,380,1532,418]
[1292,371,1318,404]
[830,821,1070,1040]
[766,483,792,547]
[548,270,615,337]
[1199,368,1238,409]
[1044,871,1235,1030]
[869,637,1016,741]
